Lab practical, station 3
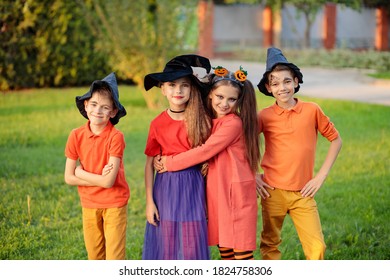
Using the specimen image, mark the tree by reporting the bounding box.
[79,0,200,109]
[0,0,110,90]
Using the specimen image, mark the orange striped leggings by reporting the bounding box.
[218,246,254,260]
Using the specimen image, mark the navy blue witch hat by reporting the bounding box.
[257,47,303,96]
[76,72,127,125]
[144,54,211,95]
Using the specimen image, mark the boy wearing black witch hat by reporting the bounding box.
[64,72,130,260]
[256,47,342,260]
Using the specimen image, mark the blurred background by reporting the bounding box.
[2,0,390,108]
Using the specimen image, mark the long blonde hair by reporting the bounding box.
[185,81,212,147]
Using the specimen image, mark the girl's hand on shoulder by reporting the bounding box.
[256,173,274,199]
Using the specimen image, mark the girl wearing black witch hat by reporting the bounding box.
[156,65,261,260]
[142,54,212,260]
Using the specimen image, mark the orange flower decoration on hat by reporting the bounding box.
[213,66,229,77]
[234,66,247,82]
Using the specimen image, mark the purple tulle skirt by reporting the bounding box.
[142,166,210,260]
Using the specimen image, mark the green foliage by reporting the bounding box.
[0,87,389,260]
[368,72,390,79]
[80,0,200,109]
[1,0,201,108]
[0,0,110,90]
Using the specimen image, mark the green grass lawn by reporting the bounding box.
[0,86,389,260]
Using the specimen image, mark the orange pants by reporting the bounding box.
[82,205,128,260]
[260,188,325,260]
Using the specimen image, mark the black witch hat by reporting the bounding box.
[144,54,211,95]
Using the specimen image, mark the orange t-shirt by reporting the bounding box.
[144,110,191,157]
[65,121,130,208]
[258,99,339,191]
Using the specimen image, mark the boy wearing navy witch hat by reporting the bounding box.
[256,48,342,260]
[64,72,130,260]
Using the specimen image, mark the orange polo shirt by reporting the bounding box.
[65,121,130,208]
[258,99,339,191]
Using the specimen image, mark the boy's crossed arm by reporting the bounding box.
[64,157,120,188]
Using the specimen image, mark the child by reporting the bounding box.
[64,72,130,260]
[256,47,342,260]
[142,54,212,260]
[156,66,260,260]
